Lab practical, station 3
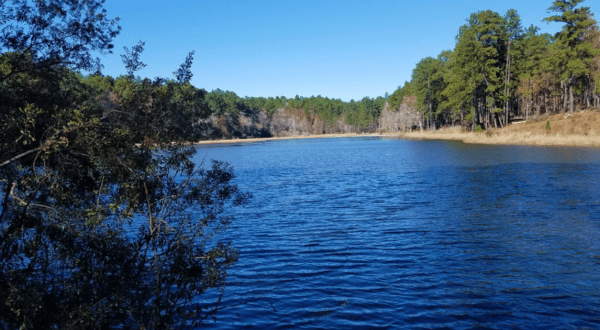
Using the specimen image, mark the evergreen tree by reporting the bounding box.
[442,10,508,129]
[544,0,600,113]
[501,9,523,124]
[411,56,446,130]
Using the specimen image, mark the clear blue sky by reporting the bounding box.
[98,0,598,101]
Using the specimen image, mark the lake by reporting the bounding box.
[193,137,600,329]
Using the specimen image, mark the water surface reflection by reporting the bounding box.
[194,138,600,329]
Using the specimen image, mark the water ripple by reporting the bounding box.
[195,138,600,329]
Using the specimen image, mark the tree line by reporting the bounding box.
[389,0,600,131]
[77,0,600,136]
[203,0,600,133]
[78,77,388,129]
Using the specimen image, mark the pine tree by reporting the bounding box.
[544,0,600,114]
[442,10,507,130]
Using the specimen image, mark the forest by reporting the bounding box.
[0,0,599,329]
[389,0,600,131]
[77,0,600,138]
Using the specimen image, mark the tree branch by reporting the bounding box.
[0,147,41,167]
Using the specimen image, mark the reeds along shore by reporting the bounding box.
[193,109,600,147]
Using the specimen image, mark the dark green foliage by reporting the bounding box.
[121,41,147,78]
[388,81,416,109]
[205,89,243,116]
[0,0,121,78]
[203,90,385,130]
[174,51,196,84]
[244,95,287,116]
[287,95,384,126]
[0,1,249,329]
[345,96,386,126]
[391,0,599,129]
[411,54,448,129]
[543,0,600,113]
[111,75,210,142]
[203,90,289,118]
[444,10,509,129]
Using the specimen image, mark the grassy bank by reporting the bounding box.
[402,109,600,147]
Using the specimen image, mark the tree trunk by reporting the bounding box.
[586,86,590,108]
[428,113,431,131]
[483,107,487,130]
[480,102,488,131]
[569,82,574,114]
[504,41,512,128]
[526,96,530,121]
[562,80,568,112]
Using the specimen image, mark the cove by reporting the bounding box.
[194,137,600,329]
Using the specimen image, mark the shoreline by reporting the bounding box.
[191,131,600,147]
[192,133,399,145]
[192,110,600,147]
[401,131,600,147]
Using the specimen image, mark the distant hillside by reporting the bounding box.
[202,101,422,139]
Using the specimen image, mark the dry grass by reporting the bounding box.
[403,109,600,147]
[401,126,469,141]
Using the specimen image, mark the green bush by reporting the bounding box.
[474,125,484,132]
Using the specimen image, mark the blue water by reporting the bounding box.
[193,137,600,329]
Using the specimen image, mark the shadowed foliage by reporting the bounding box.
[0,1,250,329]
